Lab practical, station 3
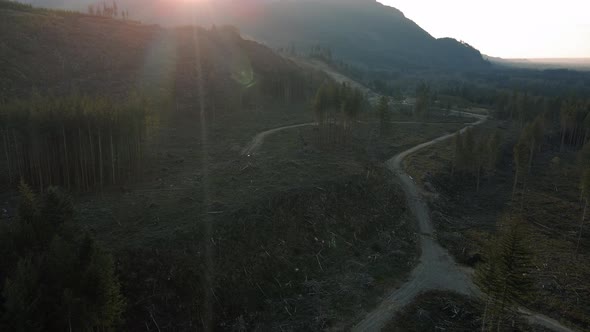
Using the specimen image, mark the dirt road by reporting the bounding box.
[240,98,576,332]
[352,112,486,332]
[353,111,577,332]
[240,123,314,156]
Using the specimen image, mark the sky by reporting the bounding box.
[381,0,590,59]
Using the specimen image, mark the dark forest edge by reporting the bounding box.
[0,93,155,191]
[0,183,125,331]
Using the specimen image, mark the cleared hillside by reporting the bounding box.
[0,2,323,110]
[18,0,490,72]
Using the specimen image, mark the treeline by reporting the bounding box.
[414,82,435,119]
[312,81,364,145]
[258,69,317,106]
[453,128,502,192]
[0,184,125,331]
[508,96,590,203]
[88,1,130,19]
[559,99,590,150]
[510,103,590,252]
[0,0,32,11]
[0,94,152,191]
[308,45,333,63]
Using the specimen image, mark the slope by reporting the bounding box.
[19,0,489,72]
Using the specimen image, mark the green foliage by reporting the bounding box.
[313,82,330,123]
[581,168,590,201]
[560,99,589,150]
[486,131,502,172]
[312,81,364,145]
[0,94,151,191]
[476,216,533,329]
[0,184,125,331]
[0,0,32,11]
[453,128,503,191]
[579,143,590,172]
[414,82,432,119]
[377,96,391,136]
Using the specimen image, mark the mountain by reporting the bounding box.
[230,0,488,71]
[20,0,489,72]
[0,1,325,108]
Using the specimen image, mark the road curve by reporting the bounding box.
[353,110,577,332]
[352,112,486,332]
[240,123,315,156]
[240,111,577,332]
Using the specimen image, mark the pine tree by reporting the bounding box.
[452,131,465,176]
[477,216,532,331]
[576,168,590,256]
[1,186,126,331]
[313,83,328,144]
[494,217,533,330]
[475,243,501,331]
[486,131,502,175]
[475,138,486,192]
[414,82,431,119]
[377,96,390,136]
[0,94,150,191]
[512,133,531,203]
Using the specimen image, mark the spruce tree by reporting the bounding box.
[477,216,532,331]
[1,185,126,331]
[452,131,465,176]
[576,168,590,256]
[377,96,390,136]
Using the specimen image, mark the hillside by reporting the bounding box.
[20,0,489,72]
[232,0,488,71]
[0,1,320,109]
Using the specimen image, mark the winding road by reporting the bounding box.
[353,112,486,331]
[240,123,314,156]
[243,111,577,332]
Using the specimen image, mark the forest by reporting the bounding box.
[2,0,590,331]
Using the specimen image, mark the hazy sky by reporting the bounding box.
[382,0,590,59]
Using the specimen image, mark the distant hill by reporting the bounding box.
[19,0,490,72]
[230,0,489,71]
[0,1,324,109]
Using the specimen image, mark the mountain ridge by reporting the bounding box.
[20,0,489,71]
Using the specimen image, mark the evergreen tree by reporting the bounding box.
[0,94,150,191]
[486,131,502,174]
[414,82,431,119]
[377,96,391,136]
[476,216,532,331]
[576,168,590,256]
[0,185,126,331]
[452,131,465,176]
[512,133,531,203]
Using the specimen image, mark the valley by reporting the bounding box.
[1,1,590,331]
